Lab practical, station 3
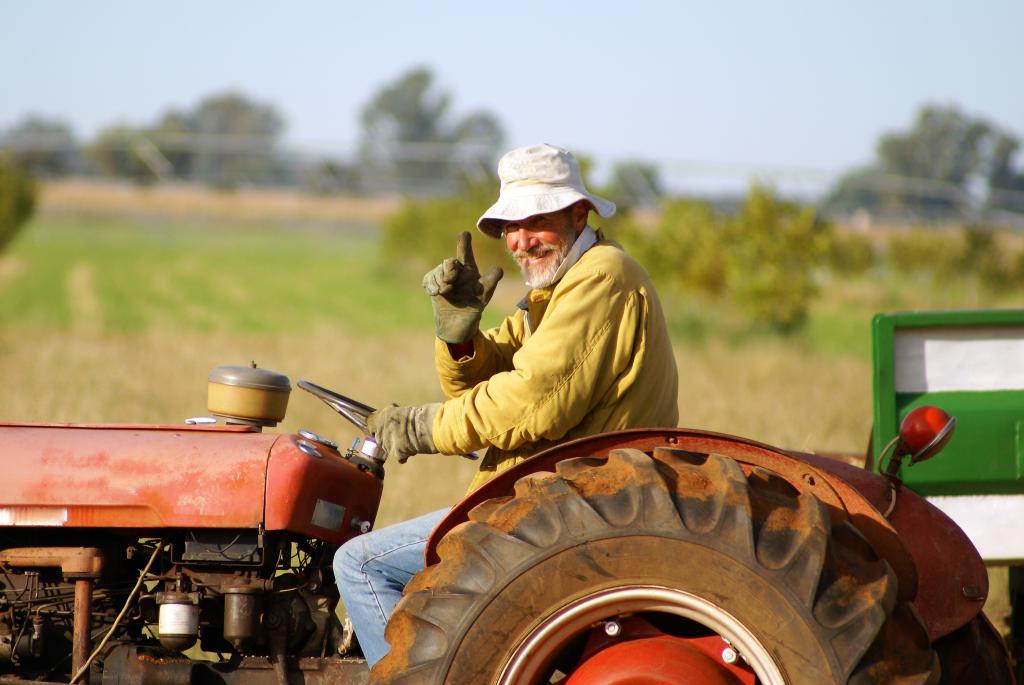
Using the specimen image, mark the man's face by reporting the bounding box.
[502,207,580,288]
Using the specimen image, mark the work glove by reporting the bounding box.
[422,232,503,344]
[367,403,440,464]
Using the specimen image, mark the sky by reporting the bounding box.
[2,1,1022,193]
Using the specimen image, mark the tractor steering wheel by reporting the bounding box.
[297,379,376,432]
[298,379,479,462]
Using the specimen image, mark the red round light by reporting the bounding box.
[899,406,953,454]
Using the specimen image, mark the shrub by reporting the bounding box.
[887,228,962,278]
[1011,250,1024,288]
[827,230,876,275]
[655,199,728,295]
[0,156,37,253]
[380,182,512,273]
[959,224,1024,292]
[725,185,831,333]
[612,198,727,296]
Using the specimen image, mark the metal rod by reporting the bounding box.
[71,541,164,684]
[72,579,93,685]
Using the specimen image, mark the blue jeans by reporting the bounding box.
[334,508,449,668]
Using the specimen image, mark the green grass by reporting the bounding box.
[653,283,877,361]
[0,215,441,335]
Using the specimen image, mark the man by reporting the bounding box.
[334,143,679,668]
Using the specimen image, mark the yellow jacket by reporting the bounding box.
[431,237,679,493]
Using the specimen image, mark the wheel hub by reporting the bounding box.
[565,636,748,685]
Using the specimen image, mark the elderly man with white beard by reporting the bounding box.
[334,143,679,668]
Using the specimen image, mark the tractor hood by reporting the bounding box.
[0,422,278,529]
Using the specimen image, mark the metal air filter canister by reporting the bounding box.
[208,364,291,426]
[157,592,201,652]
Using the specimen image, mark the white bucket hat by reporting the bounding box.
[476,143,616,238]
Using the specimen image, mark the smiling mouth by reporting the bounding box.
[515,248,556,265]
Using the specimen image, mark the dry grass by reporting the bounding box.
[0,257,22,288]
[673,339,872,454]
[40,179,399,223]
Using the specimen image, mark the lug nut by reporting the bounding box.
[721,646,739,664]
[603,620,621,637]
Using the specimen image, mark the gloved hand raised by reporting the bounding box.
[367,403,440,464]
[422,232,503,344]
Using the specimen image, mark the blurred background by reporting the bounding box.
[1,0,1021,618]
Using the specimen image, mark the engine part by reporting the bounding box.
[298,428,338,450]
[31,616,44,658]
[182,530,261,564]
[0,619,33,663]
[265,591,315,656]
[157,592,201,652]
[73,578,94,682]
[0,547,104,577]
[223,586,261,650]
[208,363,291,427]
[0,546,103,683]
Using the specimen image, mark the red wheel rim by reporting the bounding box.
[566,636,749,685]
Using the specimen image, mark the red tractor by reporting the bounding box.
[0,358,1012,684]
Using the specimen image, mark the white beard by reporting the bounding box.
[513,233,574,288]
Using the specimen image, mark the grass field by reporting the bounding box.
[0,195,1014,627]
[0,216,429,334]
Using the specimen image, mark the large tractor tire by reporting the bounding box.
[372,448,939,684]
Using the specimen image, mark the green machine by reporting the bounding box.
[872,308,1024,563]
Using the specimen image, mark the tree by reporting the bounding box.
[875,105,991,217]
[303,159,362,195]
[0,156,37,254]
[604,160,663,211]
[825,104,1024,220]
[987,133,1024,213]
[450,111,505,185]
[877,106,990,185]
[188,91,286,188]
[84,91,287,187]
[0,116,77,177]
[359,66,505,192]
[84,123,157,184]
[145,108,196,180]
[362,67,449,148]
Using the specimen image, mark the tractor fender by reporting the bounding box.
[427,428,985,643]
[800,450,988,643]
